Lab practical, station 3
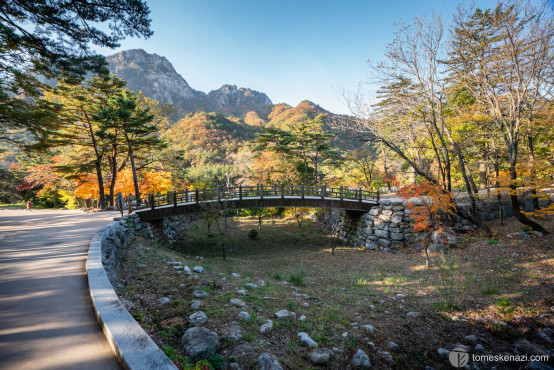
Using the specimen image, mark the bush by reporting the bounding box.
[248,228,258,240]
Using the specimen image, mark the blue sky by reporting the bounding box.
[101,0,499,114]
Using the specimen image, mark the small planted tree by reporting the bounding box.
[397,182,455,266]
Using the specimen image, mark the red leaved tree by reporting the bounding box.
[397,182,455,266]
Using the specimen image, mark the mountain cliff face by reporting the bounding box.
[106,49,273,120]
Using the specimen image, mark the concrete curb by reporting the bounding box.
[86,223,177,370]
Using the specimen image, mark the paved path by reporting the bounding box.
[0,209,122,370]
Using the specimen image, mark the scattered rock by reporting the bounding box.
[260,319,273,334]
[193,266,204,273]
[514,340,553,357]
[537,328,553,344]
[221,325,242,343]
[465,335,478,344]
[238,311,250,321]
[309,348,333,365]
[255,353,282,370]
[299,315,307,321]
[387,341,400,351]
[432,228,459,246]
[524,361,554,370]
[245,283,259,289]
[183,266,192,274]
[230,298,246,308]
[157,297,171,306]
[193,290,209,298]
[437,348,450,357]
[190,300,202,310]
[297,332,318,347]
[189,311,208,327]
[406,312,420,318]
[475,344,486,353]
[378,351,394,364]
[351,349,371,369]
[274,309,296,320]
[181,327,220,363]
[341,332,349,338]
[507,232,531,240]
[236,290,248,296]
[428,244,447,253]
[231,273,241,278]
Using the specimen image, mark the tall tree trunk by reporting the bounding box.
[493,149,504,225]
[528,133,540,211]
[83,109,106,209]
[508,148,548,234]
[125,134,141,206]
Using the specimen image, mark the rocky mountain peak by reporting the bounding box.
[106,49,273,120]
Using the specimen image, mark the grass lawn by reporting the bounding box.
[116,214,553,369]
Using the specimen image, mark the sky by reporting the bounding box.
[100,0,499,114]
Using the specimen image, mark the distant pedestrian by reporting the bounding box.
[26,200,32,212]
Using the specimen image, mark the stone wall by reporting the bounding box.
[334,195,552,250]
[335,199,416,251]
[101,213,191,284]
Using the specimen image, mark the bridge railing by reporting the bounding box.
[130,184,379,210]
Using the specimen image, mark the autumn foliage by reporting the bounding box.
[397,182,455,232]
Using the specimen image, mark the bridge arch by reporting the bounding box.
[135,184,379,222]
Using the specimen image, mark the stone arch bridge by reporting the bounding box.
[135,184,380,222]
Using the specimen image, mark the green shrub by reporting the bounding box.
[248,228,258,240]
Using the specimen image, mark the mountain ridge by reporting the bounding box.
[106,49,275,120]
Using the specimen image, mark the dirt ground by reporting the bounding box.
[115,214,553,369]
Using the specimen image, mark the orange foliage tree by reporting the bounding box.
[397,181,455,266]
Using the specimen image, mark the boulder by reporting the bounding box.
[181,327,220,363]
[309,348,333,365]
[274,309,296,320]
[193,290,209,298]
[238,311,250,321]
[157,297,170,306]
[406,312,420,319]
[190,300,202,310]
[297,332,318,347]
[514,340,553,357]
[230,298,246,307]
[432,228,459,246]
[192,266,204,273]
[255,353,283,370]
[361,325,376,335]
[260,319,274,334]
[351,349,371,369]
[428,244,447,253]
[188,311,208,327]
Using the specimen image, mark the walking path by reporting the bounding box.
[0,209,121,370]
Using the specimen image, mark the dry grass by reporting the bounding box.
[116,214,553,369]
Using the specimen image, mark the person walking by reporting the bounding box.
[26,200,32,211]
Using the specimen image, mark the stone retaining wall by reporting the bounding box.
[101,213,191,285]
[335,199,417,251]
[335,196,552,250]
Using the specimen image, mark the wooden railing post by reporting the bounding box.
[239,185,243,200]
[217,185,221,201]
[173,190,177,207]
[195,188,199,204]
[259,183,263,199]
[185,188,188,203]
[377,189,380,202]
[321,184,325,199]
[340,186,343,201]
[301,184,305,199]
[150,193,155,210]
[281,183,284,199]
[358,188,362,202]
